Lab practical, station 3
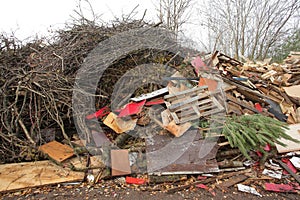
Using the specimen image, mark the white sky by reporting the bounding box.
[0,0,207,50]
[0,0,157,39]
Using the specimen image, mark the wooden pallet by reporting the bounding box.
[164,86,224,124]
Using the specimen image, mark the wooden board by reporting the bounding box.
[275,123,300,153]
[39,141,74,163]
[0,160,84,192]
[217,174,248,190]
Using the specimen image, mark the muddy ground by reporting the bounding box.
[1,180,299,200]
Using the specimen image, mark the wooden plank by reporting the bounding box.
[217,174,248,191]
[173,99,224,124]
[169,97,212,112]
[179,108,223,124]
[39,141,74,163]
[169,111,180,124]
[212,97,224,110]
[0,161,84,192]
[226,94,260,114]
[177,103,215,118]
[111,149,131,176]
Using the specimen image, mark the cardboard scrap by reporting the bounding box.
[39,140,74,163]
[0,160,84,192]
[103,112,137,134]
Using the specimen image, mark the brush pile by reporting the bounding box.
[0,19,186,163]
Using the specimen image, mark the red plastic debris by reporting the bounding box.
[86,106,110,120]
[118,100,146,117]
[256,144,271,157]
[196,184,216,196]
[255,103,263,112]
[196,183,209,190]
[197,176,208,180]
[125,176,146,185]
[264,144,272,152]
[282,158,297,175]
[265,183,297,193]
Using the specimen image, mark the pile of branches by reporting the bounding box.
[0,18,186,163]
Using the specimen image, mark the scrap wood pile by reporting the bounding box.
[218,51,300,123]
[1,19,300,196]
[1,49,300,196]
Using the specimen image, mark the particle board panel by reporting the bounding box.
[0,160,84,193]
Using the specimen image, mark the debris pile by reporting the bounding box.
[0,19,300,197]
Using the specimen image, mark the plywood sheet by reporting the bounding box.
[0,161,84,192]
[275,123,300,153]
[39,140,74,163]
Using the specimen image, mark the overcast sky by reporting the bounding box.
[0,0,157,38]
[0,0,207,51]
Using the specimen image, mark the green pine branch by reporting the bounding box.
[222,114,299,160]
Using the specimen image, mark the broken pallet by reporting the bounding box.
[164,86,224,124]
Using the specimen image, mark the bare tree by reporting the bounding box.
[201,0,299,60]
[156,0,193,38]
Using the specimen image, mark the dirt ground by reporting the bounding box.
[1,180,299,200]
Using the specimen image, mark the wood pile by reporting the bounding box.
[216,51,300,124]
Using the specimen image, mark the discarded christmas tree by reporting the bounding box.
[222,114,299,159]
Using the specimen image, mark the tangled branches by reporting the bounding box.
[0,19,158,163]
